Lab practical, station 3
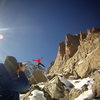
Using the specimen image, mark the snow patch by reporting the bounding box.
[68,77,94,90]
[29,90,46,100]
[58,76,94,100]
[20,94,24,97]
[58,76,94,91]
[38,85,45,89]
[98,69,100,72]
[77,61,83,65]
[74,89,94,100]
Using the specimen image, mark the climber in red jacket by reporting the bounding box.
[33,58,45,68]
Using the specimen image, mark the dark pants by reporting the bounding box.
[38,63,45,68]
[0,91,19,100]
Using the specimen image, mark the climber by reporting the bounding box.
[0,56,30,100]
[33,58,45,68]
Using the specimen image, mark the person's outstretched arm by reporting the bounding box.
[40,58,42,61]
[33,60,38,61]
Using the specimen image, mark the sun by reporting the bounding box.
[0,35,4,39]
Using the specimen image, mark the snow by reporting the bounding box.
[69,77,94,100]
[20,94,24,97]
[38,85,45,89]
[58,75,94,91]
[98,69,100,72]
[59,76,94,100]
[77,61,83,65]
[57,75,94,92]
[57,73,63,76]
[29,90,46,100]
[74,89,94,100]
[68,77,94,90]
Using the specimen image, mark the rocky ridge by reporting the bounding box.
[48,27,100,78]
[20,27,100,100]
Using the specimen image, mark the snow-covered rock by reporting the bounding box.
[68,77,94,90]
[74,89,94,100]
[58,76,95,100]
[59,76,74,90]
[44,76,64,99]
[23,61,37,78]
[29,90,46,100]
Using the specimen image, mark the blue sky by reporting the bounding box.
[0,0,100,67]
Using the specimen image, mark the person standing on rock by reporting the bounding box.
[0,56,30,100]
[33,58,45,68]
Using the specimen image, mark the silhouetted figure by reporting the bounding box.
[0,56,30,100]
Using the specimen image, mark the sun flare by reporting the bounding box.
[0,35,4,39]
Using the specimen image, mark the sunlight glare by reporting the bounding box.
[0,35,4,39]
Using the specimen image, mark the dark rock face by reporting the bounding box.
[59,42,65,60]
[80,32,86,41]
[65,34,80,58]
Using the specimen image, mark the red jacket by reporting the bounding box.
[33,58,42,64]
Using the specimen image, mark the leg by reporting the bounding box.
[38,63,41,69]
[39,63,45,67]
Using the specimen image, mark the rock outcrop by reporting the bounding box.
[20,27,100,100]
[48,27,100,78]
[48,32,87,74]
[65,33,80,58]
[92,71,100,98]
[29,69,47,84]
[23,61,37,79]
[44,76,65,99]
[75,47,100,78]
[48,42,65,74]
[23,62,47,85]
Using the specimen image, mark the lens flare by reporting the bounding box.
[0,35,4,39]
